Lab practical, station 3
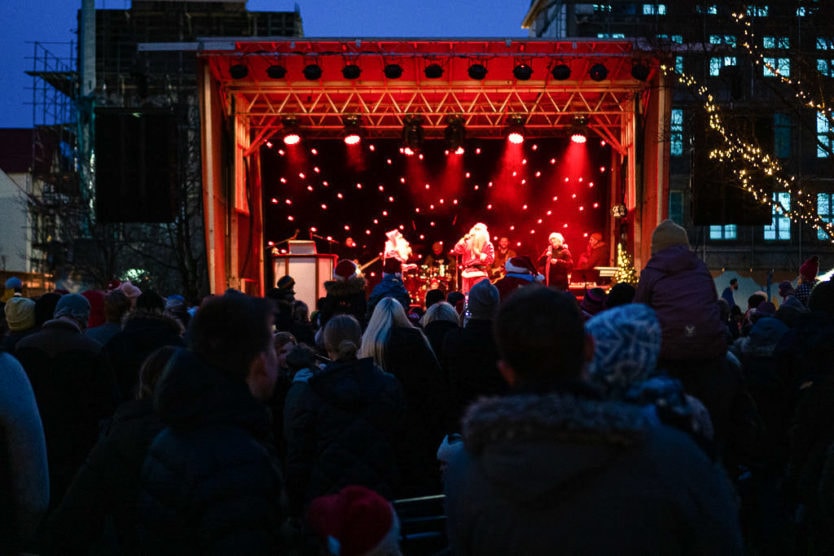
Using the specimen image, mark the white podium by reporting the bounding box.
[272,254,337,310]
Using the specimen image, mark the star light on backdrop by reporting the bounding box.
[262,136,609,267]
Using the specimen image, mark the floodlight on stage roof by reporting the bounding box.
[303,63,323,80]
[281,117,301,146]
[266,64,287,79]
[424,63,444,79]
[402,115,425,155]
[505,115,526,145]
[342,64,361,80]
[343,115,362,145]
[445,116,466,154]
[513,63,533,81]
[570,116,588,144]
[384,64,403,79]
[229,63,248,79]
[589,63,609,81]
[631,61,650,81]
[468,63,487,80]
[551,63,571,81]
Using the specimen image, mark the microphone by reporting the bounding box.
[292,229,299,239]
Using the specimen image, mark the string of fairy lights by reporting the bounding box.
[660,11,834,242]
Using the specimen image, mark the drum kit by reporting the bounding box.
[405,264,454,307]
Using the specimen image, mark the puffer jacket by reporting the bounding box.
[137,349,286,555]
[283,356,405,515]
[319,277,367,328]
[445,384,743,555]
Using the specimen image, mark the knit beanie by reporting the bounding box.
[4,296,36,331]
[505,256,537,275]
[466,278,499,320]
[382,258,401,275]
[425,288,445,309]
[118,280,142,302]
[779,280,795,298]
[334,259,358,281]
[306,485,401,556]
[277,275,295,293]
[586,303,662,400]
[800,255,820,282]
[580,287,608,318]
[4,276,22,290]
[82,289,106,328]
[54,293,91,323]
[651,219,690,255]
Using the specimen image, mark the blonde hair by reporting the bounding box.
[420,301,460,328]
[469,223,490,256]
[323,314,362,361]
[359,296,435,370]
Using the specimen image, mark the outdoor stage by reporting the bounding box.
[195,38,670,295]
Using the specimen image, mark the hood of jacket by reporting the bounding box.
[309,356,396,412]
[461,391,648,507]
[153,348,270,438]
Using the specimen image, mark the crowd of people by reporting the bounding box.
[2,218,834,554]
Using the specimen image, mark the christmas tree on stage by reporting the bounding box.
[614,242,638,285]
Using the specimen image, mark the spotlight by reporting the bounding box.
[384,64,403,79]
[303,64,323,80]
[266,64,287,79]
[570,116,588,144]
[631,62,650,81]
[342,64,361,80]
[505,115,526,144]
[468,63,487,80]
[424,63,444,79]
[343,115,362,145]
[445,116,466,154]
[551,63,571,81]
[402,115,424,155]
[229,63,248,79]
[513,63,533,81]
[281,116,301,146]
[589,63,608,81]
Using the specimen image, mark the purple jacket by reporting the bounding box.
[634,245,726,360]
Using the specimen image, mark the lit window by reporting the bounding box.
[709,56,737,76]
[594,4,613,14]
[763,57,791,77]
[818,58,834,78]
[746,6,769,17]
[709,225,737,240]
[763,36,790,49]
[656,34,683,44]
[675,55,685,74]
[597,33,626,39]
[818,39,833,51]
[670,109,684,156]
[774,113,792,159]
[764,192,791,240]
[643,4,667,15]
[696,5,718,14]
[817,112,833,158]
[817,193,834,240]
[709,35,737,48]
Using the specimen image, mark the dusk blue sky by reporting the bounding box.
[0,0,531,128]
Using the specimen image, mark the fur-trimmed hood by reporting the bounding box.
[323,276,366,296]
[461,392,649,505]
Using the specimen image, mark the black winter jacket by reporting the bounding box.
[138,349,287,555]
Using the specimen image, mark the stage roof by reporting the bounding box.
[198,38,657,154]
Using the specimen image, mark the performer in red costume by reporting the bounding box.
[453,223,495,294]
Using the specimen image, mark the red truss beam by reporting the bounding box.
[199,39,656,153]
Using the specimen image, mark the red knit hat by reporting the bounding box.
[800,255,819,281]
[306,485,400,556]
[334,259,358,281]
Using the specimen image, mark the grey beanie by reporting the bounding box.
[467,279,499,320]
[54,293,91,322]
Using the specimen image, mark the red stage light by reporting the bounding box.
[507,131,524,144]
[344,133,361,145]
[571,132,587,144]
[283,133,301,146]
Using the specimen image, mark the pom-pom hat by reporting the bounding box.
[334,259,358,281]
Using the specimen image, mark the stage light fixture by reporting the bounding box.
[570,116,588,144]
[229,63,248,79]
[342,115,362,145]
[424,63,444,79]
[303,63,323,80]
[468,63,487,80]
[445,116,466,154]
[281,117,301,146]
[342,64,361,80]
[589,63,609,81]
[402,115,425,155]
[266,64,287,79]
[513,63,533,81]
[505,115,526,145]
[551,63,571,81]
[384,64,403,79]
[631,62,650,81]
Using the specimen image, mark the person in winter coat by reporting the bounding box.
[537,232,573,291]
[43,345,176,555]
[420,301,460,363]
[360,297,448,495]
[634,220,733,457]
[366,258,411,320]
[284,314,406,516]
[444,285,743,555]
[319,259,368,329]
[137,291,287,554]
